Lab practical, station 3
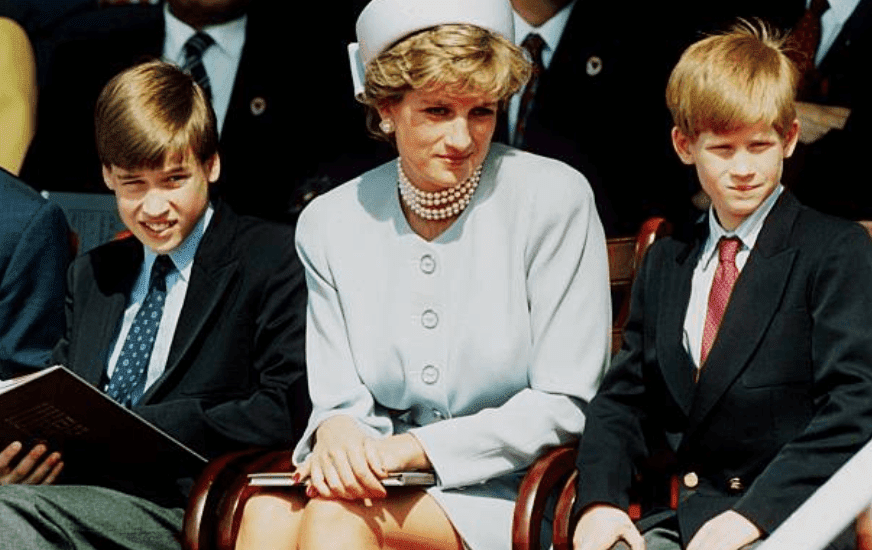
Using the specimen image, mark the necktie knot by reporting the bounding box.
[810,0,830,18]
[717,237,741,266]
[150,255,174,292]
[184,32,214,58]
[521,33,546,69]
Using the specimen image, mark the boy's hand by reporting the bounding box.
[0,441,64,485]
[686,510,761,550]
[573,504,645,550]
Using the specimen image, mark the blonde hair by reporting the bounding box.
[361,24,531,140]
[95,60,218,169]
[666,20,798,140]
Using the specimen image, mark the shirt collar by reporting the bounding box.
[142,203,214,284]
[700,184,784,270]
[811,0,860,23]
[163,2,247,62]
[512,0,576,68]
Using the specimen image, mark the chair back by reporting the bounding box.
[607,217,672,355]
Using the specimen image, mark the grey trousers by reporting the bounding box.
[0,484,184,550]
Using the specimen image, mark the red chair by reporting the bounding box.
[182,217,673,550]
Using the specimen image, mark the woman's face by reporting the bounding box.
[379,87,498,192]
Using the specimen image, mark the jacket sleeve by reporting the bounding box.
[572,239,664,516]
[1,199,71,378]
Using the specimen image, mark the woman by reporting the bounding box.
[235,0,610,548]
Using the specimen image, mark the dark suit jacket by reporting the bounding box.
[496,2,691,237]
[21,1,387,222]
[784,0,872,220]
[0,167,71,379]
[574,192,872,546]
[51,201,309,506]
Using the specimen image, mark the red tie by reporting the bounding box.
[701,237,741,366]
[789,0,830,100]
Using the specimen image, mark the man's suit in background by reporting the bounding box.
[673,0,872,221]
[498,2,692,237]
[574,192,872,548]
[20,1,390,222]
[0,167,71,379]
[0,200,309,548]
[784,0,872,220]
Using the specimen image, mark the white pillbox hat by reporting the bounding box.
[348,0,515,96]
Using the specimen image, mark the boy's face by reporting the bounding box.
[673,120,800,231]
[103,150,220,254]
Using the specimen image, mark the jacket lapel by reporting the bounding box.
[79,239,143,386]
[140,203,240,403]
[686,193,802,434]
[657,235,702,415]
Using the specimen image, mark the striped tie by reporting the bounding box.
[182,32,215,100]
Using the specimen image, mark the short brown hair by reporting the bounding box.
[361,23,530,140]
[95,60,218,168]
[666,20,798,140]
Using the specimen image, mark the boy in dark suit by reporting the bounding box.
[571,22,872,550]
[0,60,308,549]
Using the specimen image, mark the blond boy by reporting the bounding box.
[571,22,872,550]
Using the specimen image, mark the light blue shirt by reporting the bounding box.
[812,0,861,65]
[163,3,247,135]
[507,0,577,143]
[106,205,214,393]
[683,185,784,368]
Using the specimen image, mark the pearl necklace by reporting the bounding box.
[397,161,482,221]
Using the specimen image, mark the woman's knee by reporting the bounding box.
[299,498,380,548]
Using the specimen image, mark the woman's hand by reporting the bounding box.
[297,415,389,500]
[0,441,64,486]
[296,417,434,501]
[370,433,431,473]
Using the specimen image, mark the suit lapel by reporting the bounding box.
[79,239,143,386]
[657,237,701,415]
[686,194,802,434]
[140,203,240,403]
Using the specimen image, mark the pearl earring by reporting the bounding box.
[379,119,395,134]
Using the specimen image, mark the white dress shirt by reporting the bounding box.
[163,3,247,135]
[683,185,784,369]
[106,205,213,393]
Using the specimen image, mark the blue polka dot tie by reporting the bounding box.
[106,255,174,407]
